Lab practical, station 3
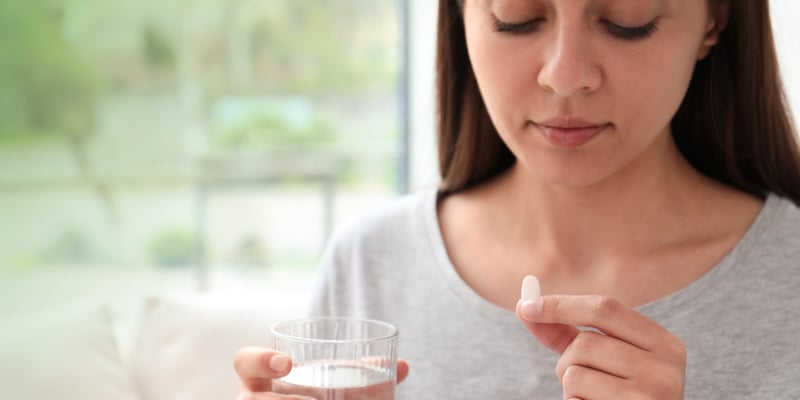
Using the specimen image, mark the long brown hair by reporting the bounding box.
[436,0,800,205]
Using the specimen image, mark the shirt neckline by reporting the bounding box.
[419,189,783,322]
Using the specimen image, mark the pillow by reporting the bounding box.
[129,292,309,400]
[0,303,140,400]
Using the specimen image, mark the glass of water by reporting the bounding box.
[270,317,398,400]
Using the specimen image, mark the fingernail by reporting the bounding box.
[269,354,291,372]
[521,299,543,319]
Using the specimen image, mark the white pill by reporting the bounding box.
[520,275,541,301]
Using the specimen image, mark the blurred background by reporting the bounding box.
[1,0,800,329]
[0,0,437,320]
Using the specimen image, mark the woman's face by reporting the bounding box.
[463,0,722,187]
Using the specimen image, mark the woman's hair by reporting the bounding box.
[436,0,800,205]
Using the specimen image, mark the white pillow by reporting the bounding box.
[129,293,308,400]
[0,303,140,400]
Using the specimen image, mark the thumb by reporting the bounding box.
[516,299,580,355]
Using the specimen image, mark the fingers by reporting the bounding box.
[516,295,687,399]
[560,363,684,400]
[560,365,636,400]
[397,359,410,384]
[518,295,671,351]
[516,300,581,354]
[233,347,293,392]
[555,330,648,381]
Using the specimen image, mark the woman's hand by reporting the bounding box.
[233,347,297,399]
[233,347,410,399]
[516,296,686,400]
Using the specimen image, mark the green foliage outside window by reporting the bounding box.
[0,0,401,271]
[0,0,100,143]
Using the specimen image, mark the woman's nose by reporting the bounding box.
[536,25,602,98]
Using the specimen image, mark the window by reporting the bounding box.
[0,0,408,313]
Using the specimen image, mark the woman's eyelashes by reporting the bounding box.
[492,16,658,41]
[493,18,544,34]
[603,20,658,40]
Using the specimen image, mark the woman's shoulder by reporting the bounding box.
[763,193,800,235]
[746,193,800,259]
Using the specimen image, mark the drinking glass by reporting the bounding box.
[270,317,398,400]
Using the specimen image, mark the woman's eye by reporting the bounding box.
[492,16,658,40]
[603,20,658,40]
[493,18,544,35]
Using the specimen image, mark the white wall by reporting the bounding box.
[408,0,440,191]
[770,0,800,123]
[408,1,800,191]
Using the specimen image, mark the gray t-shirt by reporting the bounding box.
[310,190,800,399]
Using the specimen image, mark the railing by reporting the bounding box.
[0,152,343,291]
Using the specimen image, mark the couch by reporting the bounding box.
[0,292,309,400]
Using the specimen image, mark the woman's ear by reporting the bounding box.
[698,0,730,60]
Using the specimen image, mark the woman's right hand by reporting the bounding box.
[233,347,410,400]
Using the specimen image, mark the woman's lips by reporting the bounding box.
[533,121,612,148]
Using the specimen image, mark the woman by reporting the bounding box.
[235,0,800,398]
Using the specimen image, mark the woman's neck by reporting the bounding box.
[439,137,763,308]
[486,141,704,261]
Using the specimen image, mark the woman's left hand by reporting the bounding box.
[516,295,686,400]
